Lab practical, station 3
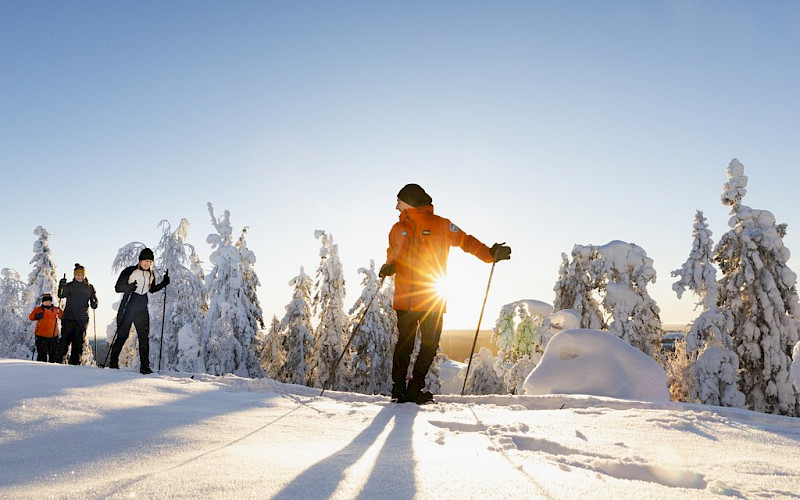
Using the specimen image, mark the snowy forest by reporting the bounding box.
[2,161,800,417]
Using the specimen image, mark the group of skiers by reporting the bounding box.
[28,248,170,375]
[28,263,98,365]
[28,183,510,401]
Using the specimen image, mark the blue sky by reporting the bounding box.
[2,2,799,333]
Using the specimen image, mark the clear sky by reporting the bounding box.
[2,1,799,334]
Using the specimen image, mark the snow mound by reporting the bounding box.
[514,299,553,318]
[523,329,670,402]
[545,309,581,333]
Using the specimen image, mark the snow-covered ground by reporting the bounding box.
[2,359,799,500]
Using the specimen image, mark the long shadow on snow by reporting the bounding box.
[0,360,120,404]
[271,404,417,500]
[0,364,287,489]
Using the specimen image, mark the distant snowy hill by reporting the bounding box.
[2,359,799,499]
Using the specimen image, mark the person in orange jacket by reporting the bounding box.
[380,183,511,404]
[28,293,63,362]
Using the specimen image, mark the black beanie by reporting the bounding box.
[41,293,53,303]
[139,248,155,261]
[397,183,432,207]
[73,263,85,276]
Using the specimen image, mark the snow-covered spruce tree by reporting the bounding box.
[152,219,208,373]
[462,347,505,395]
[260,315,285,380]
[672,211,719,313]
[27,226,59,310]
[673,211,736,356]
[236,226,266,372]
[554,242,663,357]
[504,355,535,395]
[203,203,264,378]
[693,336,746,408]
[0,268,32,359]
[553,249,605,330]
[715,159,800,415]
[596,241,664,356]
[492,303,515,362]
[484,300,557,395]
[308,230,348,390]
[278,267,315,385]
[236,227,264,328]
[345,261,394,395]
[492,301,550,365]
[670,210,744,407]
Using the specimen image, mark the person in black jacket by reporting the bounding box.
[57,264,98,365]
[108,248,169,374]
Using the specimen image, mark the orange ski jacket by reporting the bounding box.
[29,306,63,338]
[386,205,493,312]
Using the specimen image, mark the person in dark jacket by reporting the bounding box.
[57,264,98,365]
[29,293,63,362]
[380,184,511,404]
[108,247,169,374]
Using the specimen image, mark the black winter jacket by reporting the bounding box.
[114,265,168,325]
[57,279,98,323]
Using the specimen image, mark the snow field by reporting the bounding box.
[3,359,800,500]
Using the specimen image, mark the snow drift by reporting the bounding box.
[524,328,670,402]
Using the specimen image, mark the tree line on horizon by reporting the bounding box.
[1,160,798,416]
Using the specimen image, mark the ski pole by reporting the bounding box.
[158,270,168,373]
[93,308,97,366]
[320,275,385,396]
[461,261,496,396]
[102,330,117,369]
[103,291,132,368]
[53,275,65,363]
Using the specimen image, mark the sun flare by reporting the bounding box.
[433,274,451,301]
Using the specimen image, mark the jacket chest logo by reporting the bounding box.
[422,229,431,236]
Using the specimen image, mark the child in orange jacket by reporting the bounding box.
[28,293,63,362]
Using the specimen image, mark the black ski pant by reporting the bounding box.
[58,319,87,365]
[35,335,58,363]
[392,310,443,399]
[111,304,151,369]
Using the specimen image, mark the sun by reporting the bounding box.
[433,274,452,302]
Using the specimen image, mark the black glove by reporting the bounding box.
[59,277,67,287]
[90,298,98,309]
[379,263,396,278]
[161,270,170,287]
[490,242,511,262]
[34,312,44,320]
[127,280,138,293]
